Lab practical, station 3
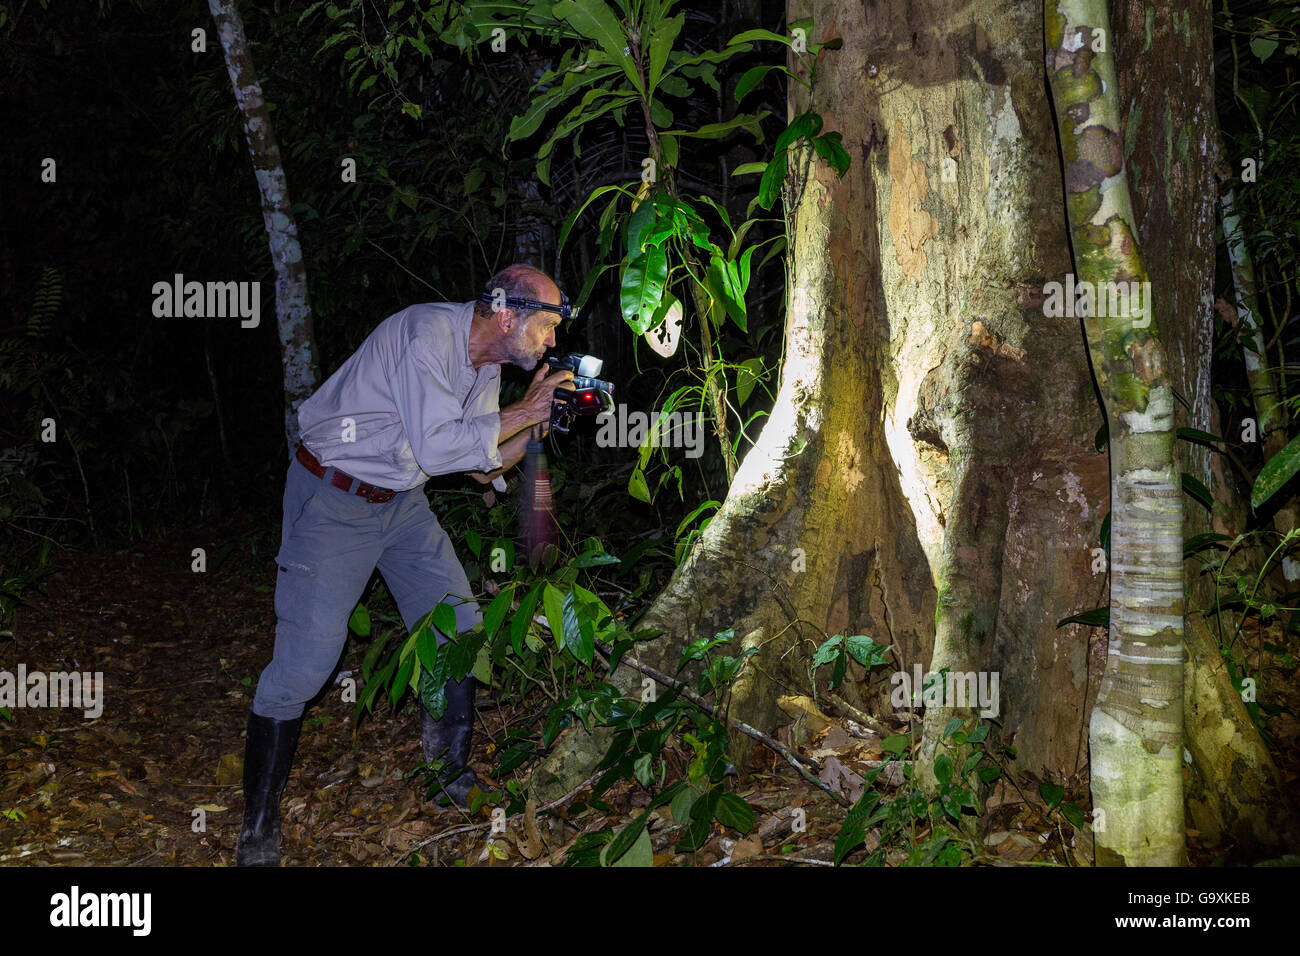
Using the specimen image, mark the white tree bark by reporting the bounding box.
[208,0,319,454]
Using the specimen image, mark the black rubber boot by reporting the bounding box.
[236,710,302,866]
[420,675,491,809]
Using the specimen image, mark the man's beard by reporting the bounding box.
[505,328,542,369]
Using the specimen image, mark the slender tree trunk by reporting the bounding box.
[208,0,319,455]
[1215,136,1300,579]
[1046,0,1184,867]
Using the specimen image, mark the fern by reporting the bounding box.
[26,265,61,338]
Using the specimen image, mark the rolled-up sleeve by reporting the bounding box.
[394,327,502,476]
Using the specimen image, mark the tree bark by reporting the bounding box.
[208,0,319,455]
[1046,0,1185,867]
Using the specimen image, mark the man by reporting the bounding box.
[237,263,576,867]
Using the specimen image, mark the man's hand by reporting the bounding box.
[519,362,574,427]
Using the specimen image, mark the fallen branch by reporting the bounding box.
[591,640,852,809]
[392,770,603,865]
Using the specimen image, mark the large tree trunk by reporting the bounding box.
[534,0,1103,799]
[209,0,319,455]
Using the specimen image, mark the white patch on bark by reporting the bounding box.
[1060,470,1089,519]
[1118,385,1174,434]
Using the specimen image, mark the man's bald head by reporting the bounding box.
[473,264,559,323]
[468,263,564,370]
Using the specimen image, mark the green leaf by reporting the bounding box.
[757,148,787,210]
[558,184,627,258]
[727,27,795,47]
[934,752,953,785]
[348,603,371,638]
[665,111,770,143]
[773,110,822,152]
[734,64,781,102]
[659,133,678,168]
[1181,472,1213,511]
[602,810,651,865]
[620,247,669,332]
[811,635,844,668]
[1056,606,1109,628]
[706,253,745,330]
[416,626,439,676]
[647,12,684,91]
[731,161,767,177]
[1184,531,1232,558]
[543,584,568,650]
[735,357,763,406]
[845,634,889,668]
[432,602,458,641]
[1176,427,1226,448]
[483,586,514,642]
[834,790,880,865]
[882,734,909,756]
[1252,432,1300,508]
[1061,801,1087,829]
[1040,781,1065,812]
[942,718,963,741]
[1250,36,1279,62]
[624,198,656,259]
[628,467,651,503]
[510,581,543,655]
[553,0,642,93]
[811,131,850,175]
[714,793,755,833]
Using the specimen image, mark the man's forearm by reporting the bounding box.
[497,403,541,443]
[468,428,534,484]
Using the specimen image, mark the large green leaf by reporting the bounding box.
[620,246,669,332]
[553,0,642,93]
[1252,432,1300,508]
[624,197,656,259]
[647,11,684,91]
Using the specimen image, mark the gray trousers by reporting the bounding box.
[251,457,481,721]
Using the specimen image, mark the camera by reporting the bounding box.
[545,353,614,433]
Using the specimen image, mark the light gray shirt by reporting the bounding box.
[298,301,502,491]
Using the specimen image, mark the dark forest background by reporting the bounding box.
[0,0,1295,628]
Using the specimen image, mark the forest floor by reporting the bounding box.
[2,512,1297,867]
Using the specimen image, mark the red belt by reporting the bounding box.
[295,445,397,503]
